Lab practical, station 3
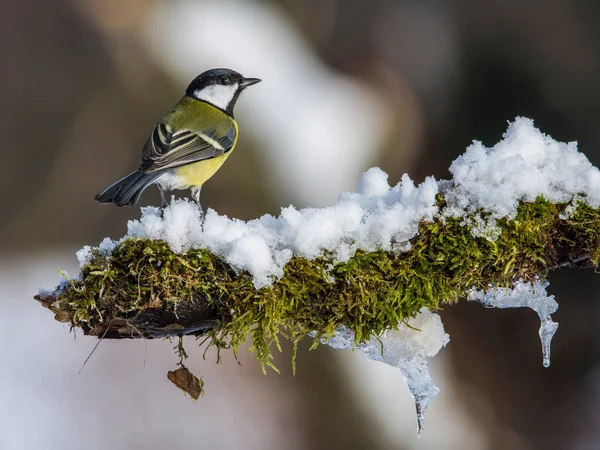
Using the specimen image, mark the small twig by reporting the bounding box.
[128,322,148,370]
[557,253,591,268]
[78,320,113,375]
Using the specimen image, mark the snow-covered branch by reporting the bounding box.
[35,118,600,433]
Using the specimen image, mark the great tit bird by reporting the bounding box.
[95,68,261,209]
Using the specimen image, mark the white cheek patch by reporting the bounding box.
[193,83,238,110]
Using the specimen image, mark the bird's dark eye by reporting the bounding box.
[220,76,229,85]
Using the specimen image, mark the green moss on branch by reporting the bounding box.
[35,198,600,370]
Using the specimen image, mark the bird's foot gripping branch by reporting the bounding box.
[36,118,600,435]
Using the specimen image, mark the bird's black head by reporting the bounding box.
[185,68,261,116]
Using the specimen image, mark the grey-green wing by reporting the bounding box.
[140,122,236,172]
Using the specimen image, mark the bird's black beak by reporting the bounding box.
[239,77,261,88]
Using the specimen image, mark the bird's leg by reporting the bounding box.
[157,184,168,208]
[191,186,203,216]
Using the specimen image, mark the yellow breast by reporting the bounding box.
[174,152,233,188]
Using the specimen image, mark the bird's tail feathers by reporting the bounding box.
[95,170,161,207]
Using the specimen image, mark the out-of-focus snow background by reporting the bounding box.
[2,0,600,448]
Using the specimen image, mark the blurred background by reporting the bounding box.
[2,0,600,448]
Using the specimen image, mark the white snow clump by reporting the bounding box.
[445,117,600,223]
[86,168,439,288]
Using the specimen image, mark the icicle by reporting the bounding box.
[539,318,559,368]
[468,279,559,367]
[320,308,449,436]
[399,357,440,436]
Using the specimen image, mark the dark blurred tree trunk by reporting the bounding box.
[0,0,112,249]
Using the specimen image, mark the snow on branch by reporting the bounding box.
[35,118,600,434]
